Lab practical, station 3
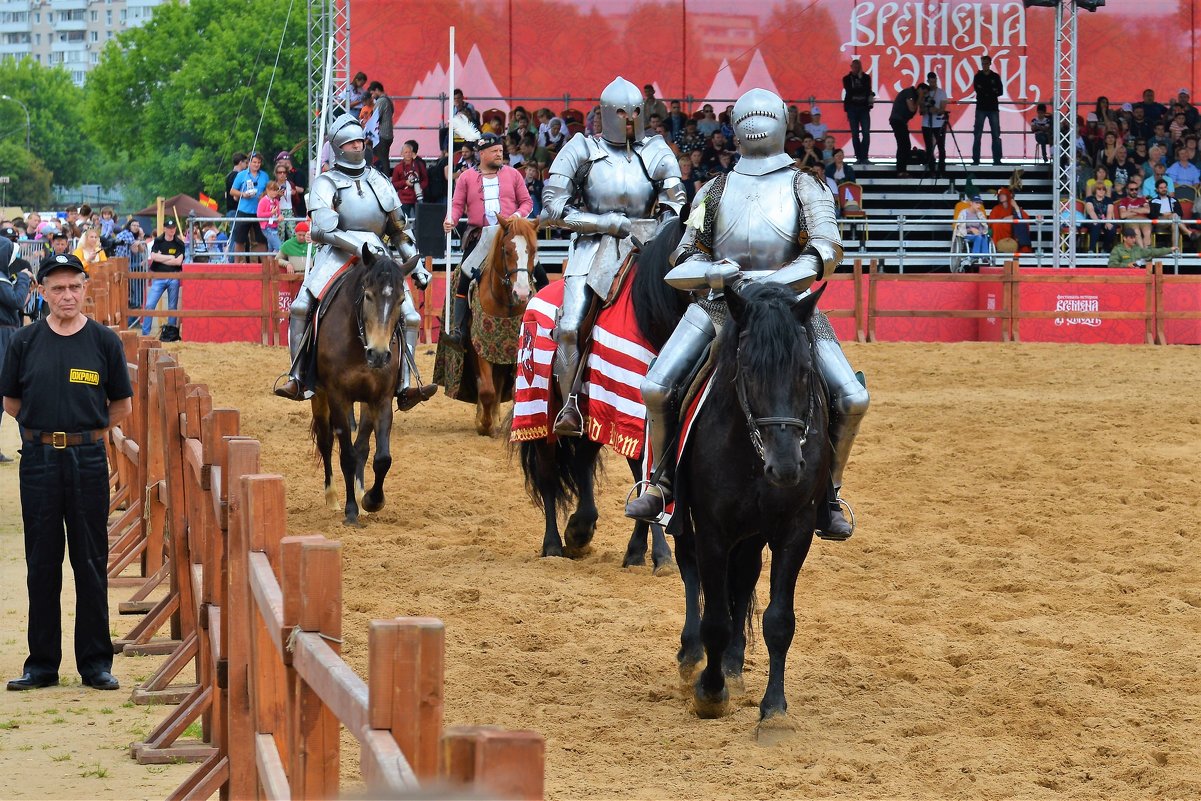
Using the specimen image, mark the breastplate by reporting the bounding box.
[712,170,803,271]
[332,175,388,235]
[581,146,657,218]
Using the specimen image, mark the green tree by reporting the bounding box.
[0,141,52,209]
[85,0,309,209]
[0,58,91,191]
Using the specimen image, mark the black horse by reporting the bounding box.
[513,216,687,571]
[672,281,832,728]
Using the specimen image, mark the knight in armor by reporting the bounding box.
[274,112,437,411]
[623,88,869,541]
[541,76,687,436]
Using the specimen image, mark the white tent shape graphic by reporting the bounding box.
[394,44,510,156]
[698,50,780,108]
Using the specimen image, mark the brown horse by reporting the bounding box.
[466,215,537,436]
[310,245,418,525]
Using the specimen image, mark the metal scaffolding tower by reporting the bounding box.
[307,0,351,181]
[1051,0,1079,269]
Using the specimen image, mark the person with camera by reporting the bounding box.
[1,253,133,692]
[228,151,269,262]
[842,59,876,164]
[390,140,428,218]
[921,72,949,176]
[0,234,32,462]
[889,80,928,178]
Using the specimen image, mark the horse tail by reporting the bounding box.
[632,215,688,352]
[505,409,587,514]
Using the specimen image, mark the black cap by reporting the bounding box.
[37,252,87,283]
[163,218,177,228]
[475,132,504,150]
[0,225,16,241]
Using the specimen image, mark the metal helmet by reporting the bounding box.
[329,112,367,169]
[732,88,788,160]
[599,76,645,146]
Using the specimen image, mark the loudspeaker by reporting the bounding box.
[413,203,447,258]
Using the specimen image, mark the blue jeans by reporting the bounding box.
[966,234,990,254]
[263,227,281,252]
[973,108,1002,163]
[846,106,872,162]
[141,278,180,334]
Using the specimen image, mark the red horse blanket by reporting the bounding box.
[510,277,655,459]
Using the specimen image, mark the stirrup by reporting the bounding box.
[273,374,311,401]
[817,496,855,542]
[553,395,584,437]
[623,480,671,523]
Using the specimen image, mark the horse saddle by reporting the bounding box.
[296,269,358,391]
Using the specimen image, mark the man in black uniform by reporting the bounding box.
[141,219,185,341]
[0,253,133,691]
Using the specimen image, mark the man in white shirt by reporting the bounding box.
[921,71,949,176]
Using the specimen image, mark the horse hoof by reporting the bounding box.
[324,485,339,511]
[693,687,730,719]
[755,711,796,745]
[563,513,596,551]
[652,559,678,577]
[622,552,646,568]
[541,544,565,558]
[361,491,384,513]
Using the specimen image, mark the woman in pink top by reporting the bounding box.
[256,182,283,252]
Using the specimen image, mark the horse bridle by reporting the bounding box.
[733,328,819,464]
[493,244,530,311]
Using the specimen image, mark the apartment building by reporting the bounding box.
[0,0,165,85]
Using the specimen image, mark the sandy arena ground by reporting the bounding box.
[4,339,1198,799]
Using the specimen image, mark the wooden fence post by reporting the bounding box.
[369,618,445,780]
[440,726,546,801]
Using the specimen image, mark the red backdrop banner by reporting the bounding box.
[353,0,1197,159]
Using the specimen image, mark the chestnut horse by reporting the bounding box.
[310,245,418,525]
[467,216,538,436]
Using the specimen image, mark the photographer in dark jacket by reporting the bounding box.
[972,54,1004,165]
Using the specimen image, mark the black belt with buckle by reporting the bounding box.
[24,429,108,449]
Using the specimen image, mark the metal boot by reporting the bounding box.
[397,320,436,411]
[274,302,310,400]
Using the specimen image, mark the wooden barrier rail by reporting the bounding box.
[88,257,1201,349]
[105,334,545,799]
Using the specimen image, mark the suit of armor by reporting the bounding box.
[276,112,433,407]
[624,89,868,539]
[541,76,685,435]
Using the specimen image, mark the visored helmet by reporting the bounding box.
[329,112,367,169]
[599,76,645,147]
[731,88,788,160]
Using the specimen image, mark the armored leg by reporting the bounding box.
[274,289,314,400]
[551,274,592,436]
[397,291,436,411]
[815,333,870,540]
[624,304,716,522]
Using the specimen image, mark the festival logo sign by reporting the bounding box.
[1053,294,1102,327]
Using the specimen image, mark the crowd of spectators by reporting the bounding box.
[1065,87,1201,257]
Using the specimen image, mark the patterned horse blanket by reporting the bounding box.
[432,272,521,403]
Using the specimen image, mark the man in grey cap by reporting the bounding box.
[1,252,132,692]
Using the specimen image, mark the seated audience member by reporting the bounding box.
[820,135,837,162]
[278,220,313,273]
[674,118,706,154]
[1148,179,1184,242]
[1084,165,1113,198]
[1107,225,1174,267]
[1148,121,1172,157]
[702,131,734,168]
[714,151,735,175]
[1142,161,1174,198]
[1106,144,1137,188]
[513,133,550,174]
[988,188,1032,254]
[523,164,543,218]
[956,195,991,255]
[793,134,822,169]
[1166,149,1201,187]
[720,106,734,139]
[541,117,568,154]
[697,109,720,137]
[1114,179,1153,246]
[687,148,711,188]
[677,156,697,205]
[804,107,828,140]
[508,106,534,137]
[665,100,689,139]
[812,163,838,195]
[1083,183,1117,253]
[827,148,856,183]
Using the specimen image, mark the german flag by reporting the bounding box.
[198,192,219,211]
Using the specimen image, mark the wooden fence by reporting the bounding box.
[104,333,544,800]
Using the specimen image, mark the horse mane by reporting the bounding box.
[711,282,814,412]
[631,215,688,351]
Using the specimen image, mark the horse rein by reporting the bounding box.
[734,328,819,464]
